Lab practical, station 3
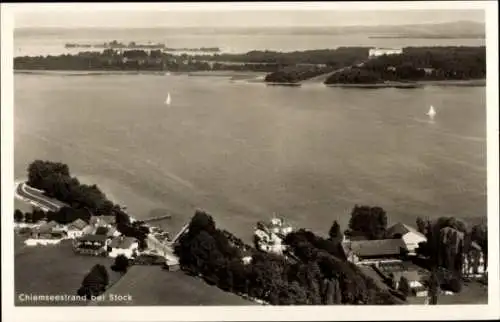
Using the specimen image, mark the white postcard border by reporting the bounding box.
[1,2,499,321]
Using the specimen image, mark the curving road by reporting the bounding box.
[15,182,67,212]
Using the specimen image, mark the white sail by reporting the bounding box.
[427,105,436,118]
[165,93,171,105]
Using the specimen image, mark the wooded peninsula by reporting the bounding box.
[14,46,485,85]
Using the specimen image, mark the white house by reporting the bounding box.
[108,236,139,259]
[242,256,253,265]
[89,215,116,228]
[386,223,427,255]
[368,48,403,58]
[66,219,88,239]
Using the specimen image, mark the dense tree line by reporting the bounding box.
[346,205,388,240]
[264,66,333,83]
[25,160,148,246]
[175,210,400,305]
[77,264,109,300]
[325,46,485,84]
[264,47,370,83]
[111,255,131,273]
[14,48,370,79]
[325,68,382,84]
[14,52,275,73]
[191,47,370,66]
[415,216,487,293]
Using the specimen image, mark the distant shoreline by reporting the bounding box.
[14,69,267,79]
[14,70,485,87]
[368,35,485,40]
[326,79,486,88]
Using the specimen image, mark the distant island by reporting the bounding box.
[14,46,485,87]
[65,40,220,52]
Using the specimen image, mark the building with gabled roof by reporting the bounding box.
[108,236,139,258]
[386,223,427,255]
[342,238,407,265]
[73,234,111,256]
[66,218,88,238]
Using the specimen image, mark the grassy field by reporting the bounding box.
[436,281,488,305]
[15,239,122,306]
[94,265,256,306]
[405,280,488,305]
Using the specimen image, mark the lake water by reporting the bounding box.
[14,27,485,57]
[14,73,486,240]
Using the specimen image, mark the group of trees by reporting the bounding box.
[264,65,333,83]
[14,206,92,225]
[325,46,485,84]
[111,255,131,273]
[25,160,148,247]
[264,47,371,83]
[14,47,371,82]
[77,264,109,300]
[415,216,488,294]
[346,205,388,240]
[175,210,399,305]
[191,47,370,66]
[14,52,282,73]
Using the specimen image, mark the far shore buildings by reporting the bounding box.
[368,47,403,58]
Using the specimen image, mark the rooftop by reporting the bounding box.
[68,218,88,230]
[386,223,425,239]
[77,234,109,243]
[110,236,137,249]
[343,239,407,258]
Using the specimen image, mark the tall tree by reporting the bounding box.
[328,220,342,241]
[348,205,387,240]
[428,271,440,305]
[416,217,426,234]
[398,276,410,298]
[14,209,24,223]
[111,255,130,273]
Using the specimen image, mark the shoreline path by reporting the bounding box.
[14,182,67,212]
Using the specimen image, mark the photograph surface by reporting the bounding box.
[1,2,499,321]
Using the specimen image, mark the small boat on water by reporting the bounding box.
[427,105,436,118]
[165,93,172,105]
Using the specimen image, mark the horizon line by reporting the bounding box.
[14,20,485,30]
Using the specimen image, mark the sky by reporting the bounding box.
[13,7,485,29]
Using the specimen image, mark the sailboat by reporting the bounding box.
[165,93,172,105]
[426,105,436,118]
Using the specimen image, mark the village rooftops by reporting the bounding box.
[34,221,63,234]
[343,238,407,259]
[77,234,109,243]
[90,215,116,226]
